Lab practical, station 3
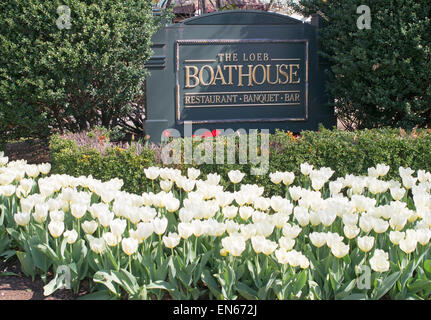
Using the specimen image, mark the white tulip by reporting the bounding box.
[369,249,390,272]
[89,237,105,254]
[122,237,139,256]
[357,236,375,253]
[309,232,327,248]
[14,211,31,226]
[153,217,168,235]
[178,222,193,239]
[399,237,418,254]
[50,210,65,222]
[390,187,405,201]
[144,167,159,180]
[33,203,49,223]
[330,241,349,258]
[279,237,295,251]
[269,172,283,184]
[163,232,181,249]
[228,170,245,184]
[135,222,154,240]
[282,172,295,186]
[222,206,238,219]
[71,203,87,220]
[300,163,313,176]
[251,235,266,254]
[48,220,64,238]
[221,234,246,257]
[110,218,127,237]
[282,224,302,239]
[97,210,114,228]
[82,220,98,235]
[102,232,121,246]
[239,206,254,220]
[187,167,200,180]
[64,230,78,244]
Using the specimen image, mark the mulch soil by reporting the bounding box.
[0,257,86,300]
[4,139,51,164]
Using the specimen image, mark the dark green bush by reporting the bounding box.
[50,127,431,196]
[0,0,162,146]
[289,0,431,130]
[50,132,158,195]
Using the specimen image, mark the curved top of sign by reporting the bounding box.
[181,9,305,25]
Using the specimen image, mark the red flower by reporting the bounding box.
[163,130,170,138]
[202,131,213,138]
[212,129,221,137]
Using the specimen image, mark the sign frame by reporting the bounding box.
[174,39,309,125]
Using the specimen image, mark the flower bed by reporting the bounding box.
[1,151,431,299]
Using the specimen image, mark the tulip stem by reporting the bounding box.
[117,245,120,270]
[129,255,132,274]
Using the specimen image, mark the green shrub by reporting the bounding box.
[289,0,431,129]
[50,127,431,196]
[50,133,158,195]
[0,0,163,146]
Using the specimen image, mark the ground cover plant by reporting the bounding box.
[1,150,431,299]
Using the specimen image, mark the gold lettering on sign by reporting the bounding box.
[212,65,227,85]
[252,64,266,85]
[278,64,289,85]
[199,65,214,86]
[267,64,280,85]
[223,65,237,85]
[185,66,199,88]
[290,64,301,84]
[184,53,303,87]
[237,65,253,87]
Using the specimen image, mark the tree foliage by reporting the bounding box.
[289,0,431,130]
[0,0,163,143]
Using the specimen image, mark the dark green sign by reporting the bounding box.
[146,10,335,142]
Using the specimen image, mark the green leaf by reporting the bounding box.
[0,272,19,277]
[77,290,116,300]
[0,249,16,261]
[43,277,58,296]
[407,280,431,294]
[235,281,258,300]
[6,228,22,243]
[342,293,367,300]
[335,279,357,300]
[295,270,308,294]
[93,271,119,296]
[16,251,35,280]
[373,271,401,300]
[60,238,68,260]
[201,269,222,298]
[146,280,176,292]
[424,260,431,274]
[36,243,58,262]
[111,269,140,297]
[29,237,51,272]
[0,204,6,226]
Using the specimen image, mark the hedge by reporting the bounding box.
[50,127,431,196]
[289,0,431,130]
[0,0,162,146]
